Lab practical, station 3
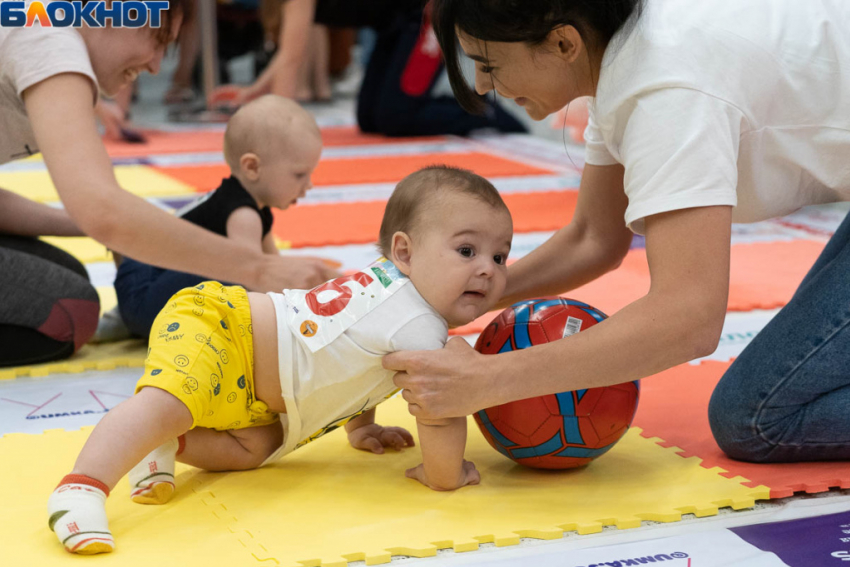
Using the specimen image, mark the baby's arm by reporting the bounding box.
[345,408,415,454]
[386,312,474,489]
[406,417,479,491]
[225,207,265,252]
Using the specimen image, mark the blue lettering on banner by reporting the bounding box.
[576,552,689,567]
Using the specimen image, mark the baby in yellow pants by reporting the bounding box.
[47,166,515,554]
[136,283,279,433]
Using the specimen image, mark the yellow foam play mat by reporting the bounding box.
[0,164,196,203]
[1,395,768,566]
[0,339,146,380]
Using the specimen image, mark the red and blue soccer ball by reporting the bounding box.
[473,298,640,470]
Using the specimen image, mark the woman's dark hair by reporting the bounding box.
[430,0,642,113]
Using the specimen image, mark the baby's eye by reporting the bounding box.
[480,65,494,74]
[458,246,474,258]
[494,254,506,265]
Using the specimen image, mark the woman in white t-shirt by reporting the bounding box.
[0,0,337,366]
[385,0,850,463]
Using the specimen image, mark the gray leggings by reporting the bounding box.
[0,235,99,367]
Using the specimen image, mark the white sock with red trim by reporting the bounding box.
[128,436,184,505]
[47,474,114,555]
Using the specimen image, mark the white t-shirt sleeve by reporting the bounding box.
[2,26,98,100]
[389,313,448,352]
[583,101,619,166]
[617,88,743,234]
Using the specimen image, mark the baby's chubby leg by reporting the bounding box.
[128,420,283,504]
[179,420,283,472]
[128,436,184,505]
[73,387,192,491]
[48,387,192,554]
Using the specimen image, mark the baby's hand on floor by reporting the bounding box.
[347,424,415,454]
[405,460,480,491]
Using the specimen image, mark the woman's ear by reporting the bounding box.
[551,25,584,63]
[390,231,414,276]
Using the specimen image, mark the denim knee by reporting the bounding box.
[114,259,155,338]
[708,366,775,463]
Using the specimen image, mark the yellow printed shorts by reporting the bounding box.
[136,282,278,431]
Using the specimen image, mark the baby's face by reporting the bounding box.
[403,193,512,328]
[259,133,322,210]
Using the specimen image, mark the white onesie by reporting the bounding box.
[263,258,447,463]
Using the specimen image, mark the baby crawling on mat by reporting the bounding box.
[47,165,514,554]
[108,93,339,341]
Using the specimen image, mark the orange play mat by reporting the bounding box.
[451,240,826,335]
[103,126,449,158]
[632,360,850,498]
[270,191,578,248]
[154,151,553,192]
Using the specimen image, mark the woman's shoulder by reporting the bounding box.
[596,0,802,123]
[598,0,849,131]
[601,1,730,92]
[0,25,97,96]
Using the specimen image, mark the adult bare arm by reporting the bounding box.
[212,0,315,105]
[268,0,314,99]
[24,73,337,292]
[385,205,732,419]
[497,163,633,309]
[0,188,84,237]
[261,231,279,255]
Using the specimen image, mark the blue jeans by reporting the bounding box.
[709,210,850,462]
[114,258,219,339]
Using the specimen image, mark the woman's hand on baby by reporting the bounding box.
[384,337,499,420]
[405,460,480,491]
[347,423,415,454]
[254,255,342,292]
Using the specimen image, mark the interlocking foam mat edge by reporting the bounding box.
[633,360,850,499]
[1,395,771,566]
[0,340,146,380]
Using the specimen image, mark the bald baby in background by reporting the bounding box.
[112,95,331,340]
